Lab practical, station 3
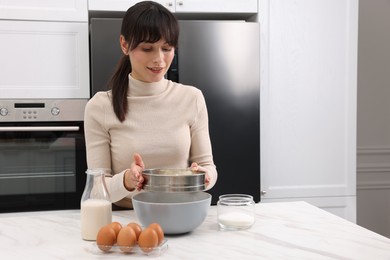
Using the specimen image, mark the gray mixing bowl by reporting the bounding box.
[132,191,211,234]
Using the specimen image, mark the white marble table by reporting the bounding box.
[0,201,390,259]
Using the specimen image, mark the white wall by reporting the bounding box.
[357,0,390,238]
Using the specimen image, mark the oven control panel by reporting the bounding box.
[0,99,88,122]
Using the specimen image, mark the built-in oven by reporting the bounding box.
[0,100,87,213]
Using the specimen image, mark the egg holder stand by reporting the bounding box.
[90,239,168,257]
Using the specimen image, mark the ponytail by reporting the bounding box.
[108,55,131,122]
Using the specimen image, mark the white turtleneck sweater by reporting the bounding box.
[84,75,217,208]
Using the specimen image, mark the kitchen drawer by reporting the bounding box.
[175,0,257,13]
[0,0,88,22]
[88,0,257,14]
[88,0,140,12]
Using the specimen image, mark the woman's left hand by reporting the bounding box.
[190,162,210,187]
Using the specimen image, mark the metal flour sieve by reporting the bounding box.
[142,168,206,192]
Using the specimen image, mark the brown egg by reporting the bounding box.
[109,221,123,238]
[127,222,142,240]
[138,227,159,253]
[116,226,137,253]
[96,225,116,252]
[148,223,164,245]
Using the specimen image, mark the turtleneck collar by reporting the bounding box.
[127,74,168,97]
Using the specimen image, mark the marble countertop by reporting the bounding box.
[0,201,389,259]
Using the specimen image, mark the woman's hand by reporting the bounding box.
[124,153,145,191]
[190,162,210,187]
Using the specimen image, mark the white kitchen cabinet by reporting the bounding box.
[0,0,88,22]
[88,0,257,13]
[262,196,357,222]
[0,20,89,99]
[259,0,358,222]
[0,0,89,99]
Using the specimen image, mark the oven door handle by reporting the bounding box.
[0,126,80,132]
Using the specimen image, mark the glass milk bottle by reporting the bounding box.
[80,168,112,240]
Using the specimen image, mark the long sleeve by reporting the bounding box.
[189,90,217,190]
[84,76,218,208]
[84,92,132,202]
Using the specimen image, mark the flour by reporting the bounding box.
[218,212,254,228]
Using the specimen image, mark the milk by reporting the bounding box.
[81,199,112,240]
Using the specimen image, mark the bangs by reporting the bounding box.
[123,6,179,50]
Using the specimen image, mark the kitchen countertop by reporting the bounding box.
[0,201,389,259]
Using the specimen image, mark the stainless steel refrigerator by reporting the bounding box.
[90,19,260,203]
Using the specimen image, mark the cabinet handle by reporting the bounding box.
[168,2,173,6]
[177,1,183,6]
[261,190,267,196]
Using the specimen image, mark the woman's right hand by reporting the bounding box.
[124,153,145,191]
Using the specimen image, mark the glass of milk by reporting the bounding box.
[80,168,112,240]
[217,194,255,231]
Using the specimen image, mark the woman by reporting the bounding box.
[84,1,217,208]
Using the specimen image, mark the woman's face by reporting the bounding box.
[121,36,175,83]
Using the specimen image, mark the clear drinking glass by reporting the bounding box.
[80,168,112,240]
[217,194,255,231]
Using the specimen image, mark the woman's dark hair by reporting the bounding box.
[108,1,179,122]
